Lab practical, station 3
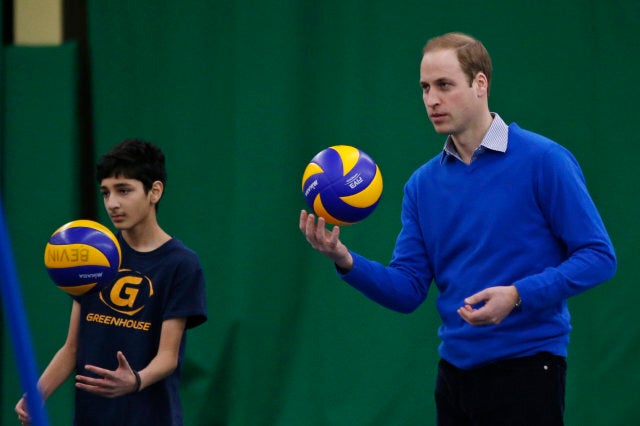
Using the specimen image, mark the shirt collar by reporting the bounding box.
[440,113,509,163]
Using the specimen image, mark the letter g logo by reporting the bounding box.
[110,276,142,308]
[99,269,154,316]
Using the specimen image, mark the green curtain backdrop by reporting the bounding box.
[2,1,639,425]
[1,42,81,425]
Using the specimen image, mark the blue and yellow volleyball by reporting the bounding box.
[301,145,383,225]
[44,220,122,296]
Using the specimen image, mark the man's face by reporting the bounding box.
[100,177,156,231]
[419,49,486,137]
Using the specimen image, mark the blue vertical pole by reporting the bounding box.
[0,197,49,426]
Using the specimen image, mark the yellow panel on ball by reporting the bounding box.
[340,165,383,208]
[301,162,324,191]
[44,243,113,269]
[331,145,360,175]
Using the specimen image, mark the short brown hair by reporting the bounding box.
[423,32,492,94]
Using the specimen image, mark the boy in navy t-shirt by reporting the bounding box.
[17,140,207,426]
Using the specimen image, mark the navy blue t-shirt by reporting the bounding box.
[73,235,207,426]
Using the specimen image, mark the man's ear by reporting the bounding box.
[474,72,489,98]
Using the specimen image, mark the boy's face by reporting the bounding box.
[100,176,158,231]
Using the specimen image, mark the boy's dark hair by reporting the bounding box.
[96,138,167,194]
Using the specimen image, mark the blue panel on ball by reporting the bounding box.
[47,264,113,286]
[303,173,331,210]
[311,148,345,181]
[51,227,104,246]
[50,227,118,263]
[332,156,378,197]
[320,185,379,223]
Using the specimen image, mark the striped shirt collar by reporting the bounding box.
[441,113,509,163]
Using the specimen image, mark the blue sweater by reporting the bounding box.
[342,123,616,369]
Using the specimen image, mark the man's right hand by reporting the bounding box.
[299,210,354,272]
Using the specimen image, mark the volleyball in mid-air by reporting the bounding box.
[301,145,383,225]
[44,219,121,296]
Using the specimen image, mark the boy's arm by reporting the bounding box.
[135,317,187,390]
[16,300,81,422]
[38,300,81,397]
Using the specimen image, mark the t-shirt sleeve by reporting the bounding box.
[164,251,207,329]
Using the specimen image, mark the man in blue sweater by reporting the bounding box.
[299,32,616,426]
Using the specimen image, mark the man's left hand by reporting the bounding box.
[457,285,520,326]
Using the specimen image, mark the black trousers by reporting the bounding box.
[435,352,566,426]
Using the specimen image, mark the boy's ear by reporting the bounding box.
[150,181,164,204]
